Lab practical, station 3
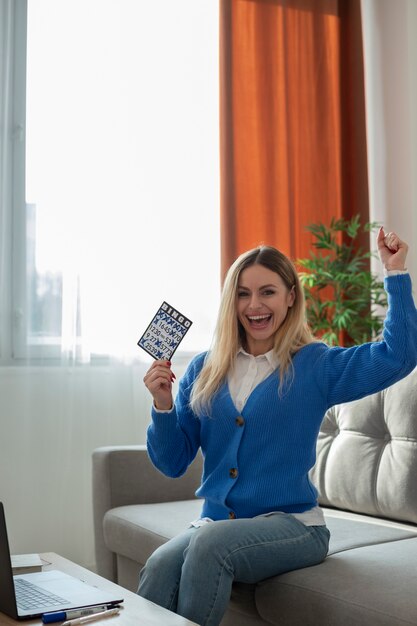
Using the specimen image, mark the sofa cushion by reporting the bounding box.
[311,368,417,524]
[103,500,202,566]
[256,536,417,626]
[324,508,417,554]
[103,501,417,567]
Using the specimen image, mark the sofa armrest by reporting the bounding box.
[92,445,202,580]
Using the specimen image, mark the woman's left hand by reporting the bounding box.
[377,227,408,271]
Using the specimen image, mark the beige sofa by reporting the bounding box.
[93,368,417,625]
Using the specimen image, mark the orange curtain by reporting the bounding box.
[219,0,369,277]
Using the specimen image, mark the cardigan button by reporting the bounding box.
[235,416,245,426]
[229,511,236,519]
[229,468,238,479]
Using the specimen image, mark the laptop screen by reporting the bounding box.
[0,502,19,619]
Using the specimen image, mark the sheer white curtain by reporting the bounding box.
[25,0,220,363]
[361,0,417,282]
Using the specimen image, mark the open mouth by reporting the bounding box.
[246,314,272,329]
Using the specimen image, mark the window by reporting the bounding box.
[6,0,220,363]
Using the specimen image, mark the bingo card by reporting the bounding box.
[137,302,193,360]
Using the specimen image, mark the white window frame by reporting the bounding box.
[5,0,57,362]
[0,0,28,363]
[12,0,30,361]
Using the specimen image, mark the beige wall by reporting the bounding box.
[362,0,417,282]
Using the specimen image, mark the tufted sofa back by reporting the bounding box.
[310,367,417,524]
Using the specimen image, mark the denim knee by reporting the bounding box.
[188,522,221,551]
[139,548,161,582]
[184,522,231,567]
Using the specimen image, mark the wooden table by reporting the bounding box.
[0,553,199,626]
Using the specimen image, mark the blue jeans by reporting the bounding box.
[137,513,330,626]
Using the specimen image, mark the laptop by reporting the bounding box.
[0,502,123,620]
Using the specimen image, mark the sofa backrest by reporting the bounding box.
[310,367,417,524]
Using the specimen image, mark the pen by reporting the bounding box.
[62,608,120,626]
[42,605,116,624]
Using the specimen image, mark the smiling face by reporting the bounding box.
[236,263,295,356]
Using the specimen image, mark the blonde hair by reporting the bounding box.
[190,245,315,414]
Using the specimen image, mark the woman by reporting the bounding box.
[139,227,417,626]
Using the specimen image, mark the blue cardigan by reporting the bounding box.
[148,275,417,521]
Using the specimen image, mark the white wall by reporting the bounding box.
[362,0,417,282]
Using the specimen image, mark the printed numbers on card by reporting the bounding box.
[137,302,193,361]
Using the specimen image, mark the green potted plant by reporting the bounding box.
[297,215,387,346]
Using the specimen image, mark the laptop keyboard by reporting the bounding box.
[15,578,68,610]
